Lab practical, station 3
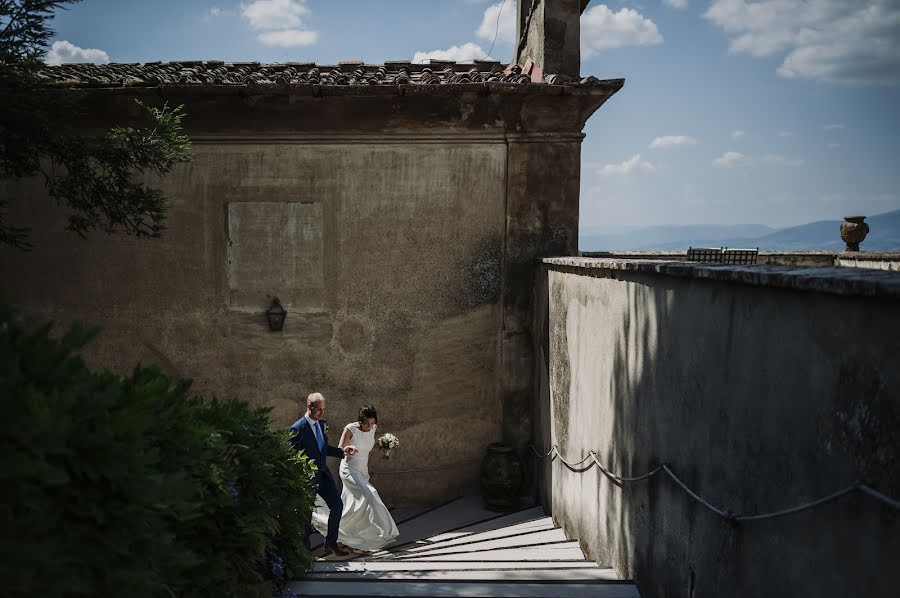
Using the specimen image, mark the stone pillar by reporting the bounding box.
[516,0,582,78]
[500,138,582,453]
[494,83,623,500]
[516,0,530,49]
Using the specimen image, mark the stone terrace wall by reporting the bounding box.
[535,258,900,598]
[581,250,900,268]
[835,253,900,271]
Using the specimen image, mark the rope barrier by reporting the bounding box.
[530,444,899,522]
[858,483,900,510]
[593,453,662,484]
[732,485,858,522]
[662,464,730,519]
[532,445,663,484]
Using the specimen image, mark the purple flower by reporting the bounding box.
[267,550,286,588]
[226,482,239,506]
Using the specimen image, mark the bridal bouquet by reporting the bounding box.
[377,433,400,459]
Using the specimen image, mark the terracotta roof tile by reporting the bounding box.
[38,61,611,88]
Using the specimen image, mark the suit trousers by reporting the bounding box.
[306,470,343,549]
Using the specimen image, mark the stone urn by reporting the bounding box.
[480,442,523,511]
[840,216,869,252]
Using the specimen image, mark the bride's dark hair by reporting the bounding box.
[358,405,378,424]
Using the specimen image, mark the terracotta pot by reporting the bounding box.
[840,216,869,252]
[480,442,523,511]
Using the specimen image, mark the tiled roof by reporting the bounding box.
[37,60,612,88]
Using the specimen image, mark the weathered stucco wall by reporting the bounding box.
[1,77,620,505]
[1,141,509,504]
[538,258,899,598]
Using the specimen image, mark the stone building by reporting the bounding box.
[1,1,615,504]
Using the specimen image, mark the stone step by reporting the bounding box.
[402,517,555,553]
[299,496,639,597]
[427,506,547,541]
[393,528,569,558]
[307,567,621,582]
[312,560,605,573]
[311,500,476,553]
[287,580,641,598]
[395,543,587,562]
[378,496,536,551]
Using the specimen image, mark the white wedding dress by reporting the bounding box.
[311,423,399,551]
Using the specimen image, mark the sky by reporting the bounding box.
[46,0,900,229]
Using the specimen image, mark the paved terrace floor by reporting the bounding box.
[289,496,639,598]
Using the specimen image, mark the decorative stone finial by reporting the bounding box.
[840,216,869,252]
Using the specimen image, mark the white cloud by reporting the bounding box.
[664,0,689,8]
[598,154,656,175]
[45,40,109,65]
[414,1,509,64]
[731,129,746,139]
[476,2,516,44]
[712,151,749,168]
[649,135,698,149]
[205,6,236,20]
[827,143,841,149]
[582,5,663,58]
[824,123,846,130]
[704,0,900,85]
[257,29,319,47]
[778,130,793,137]
[213,6,237,16]
[241,0,309,30]
[241,0,318,47]
[764,153,804,167]
[414,43,489,64]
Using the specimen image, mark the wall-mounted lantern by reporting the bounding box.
[265,297,287,331]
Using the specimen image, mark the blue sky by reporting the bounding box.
[47,0,900,229]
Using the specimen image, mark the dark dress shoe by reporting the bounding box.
[323,544,349,557]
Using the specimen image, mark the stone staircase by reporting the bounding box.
[288,496,639,597]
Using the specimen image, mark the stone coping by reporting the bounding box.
[542,257,900,299]
[582,250,900,259]
[834,252,900,261]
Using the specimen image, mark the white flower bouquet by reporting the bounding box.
[377,433,400,459]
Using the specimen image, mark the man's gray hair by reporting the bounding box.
[307,392,325,408]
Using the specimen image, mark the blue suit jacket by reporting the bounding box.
[288,417,344,479]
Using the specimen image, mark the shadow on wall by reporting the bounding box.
[540,264,900,598]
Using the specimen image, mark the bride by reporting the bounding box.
[311,405,399,552]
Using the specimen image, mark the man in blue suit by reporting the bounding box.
[289,392,356,557]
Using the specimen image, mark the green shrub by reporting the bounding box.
[0,299,316,597]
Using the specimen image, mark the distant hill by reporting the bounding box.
[579,224,776,251]
[579,209,900,252]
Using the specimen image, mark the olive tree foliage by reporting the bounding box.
[0,0,191,250]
